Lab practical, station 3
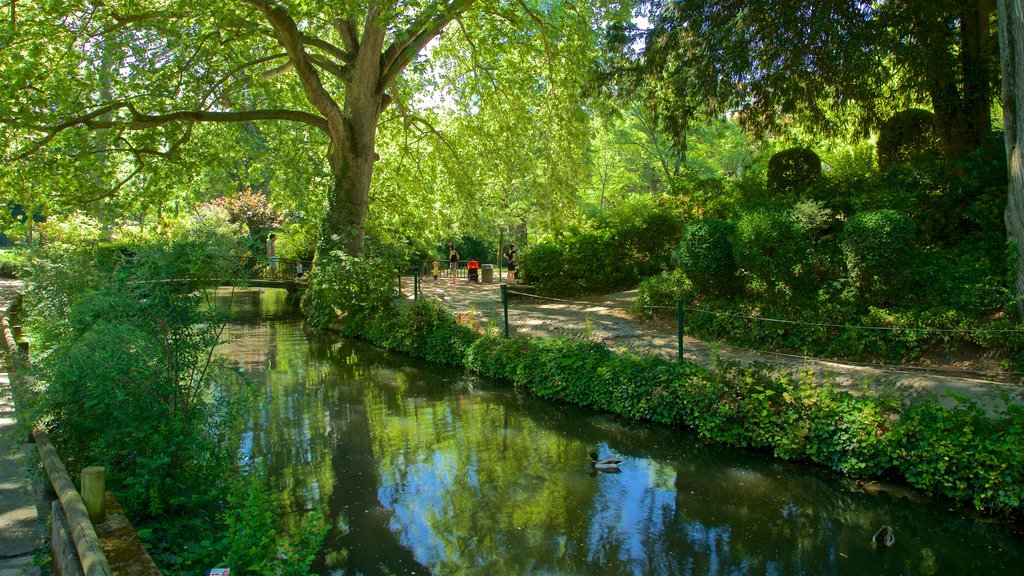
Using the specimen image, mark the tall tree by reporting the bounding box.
[997,0,1024,318]
[0,1,609,256]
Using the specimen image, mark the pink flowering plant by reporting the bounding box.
[208,188,283,238]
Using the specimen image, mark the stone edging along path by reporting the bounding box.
[402,277,1024,414]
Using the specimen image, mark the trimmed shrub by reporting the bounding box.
[840,209,917,304]
[767,147,822,198]
[877,109,940,172]
[519,229,619,296]
[679,218,739,297]
[735,209,810,301]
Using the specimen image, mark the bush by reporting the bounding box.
[28,238,236,516]
[679,218,739,297]
[600,196,683,272]
[877,109,941,173]
[0,248,29,278]
[26,234,328,573]
[766,147,822,199]
[301,254,398,329]
[519,228,619,296]
[840,209,917,304]
[735,209,811,301]
[631,269,692,318]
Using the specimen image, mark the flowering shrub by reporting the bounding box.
[207,188,283,237]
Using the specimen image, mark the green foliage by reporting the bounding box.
[678,218,738,297]
[598,196,683,269]
[631,269,691,318]
[877,109,941,172]
[735,209,810,301]
[891,400,1024,512]
[0,248,29,278]
[27,236,238,515]
[519,228,619,296]
[766,147,822,199]
[24,230,325,573]
[301,254,398,329]
[517,196,682,296]
[362,298,477,366]
[164,472,328,576]
[840,209,917,303]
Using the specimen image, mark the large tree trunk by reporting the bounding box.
[317,30,387,258]
[998,0,1024,319]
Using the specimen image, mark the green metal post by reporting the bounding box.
[502,284,510,338]
[676,299,684,362]
[413,269,419,300]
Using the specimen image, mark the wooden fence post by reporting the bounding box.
[81,466,106,525]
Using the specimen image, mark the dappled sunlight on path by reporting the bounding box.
[401,277,1023,413]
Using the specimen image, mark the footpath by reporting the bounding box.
[405,277,1023,414]
[0,279,43,576]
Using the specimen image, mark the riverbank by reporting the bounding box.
[403,277,1023,413]
[323,284,1024,516]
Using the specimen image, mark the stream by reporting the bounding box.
[214,288,1023,575]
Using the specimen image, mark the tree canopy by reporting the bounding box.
[607,0,998,162]
[0,1,619,255]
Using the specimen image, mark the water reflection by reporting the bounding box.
[214,289,1024,575]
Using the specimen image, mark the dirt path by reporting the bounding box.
[403,277,1024,413]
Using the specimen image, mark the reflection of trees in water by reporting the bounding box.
[220,289,1024,576]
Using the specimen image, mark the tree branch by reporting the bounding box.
[6,103,328,160]
[240,0,345,140]
[333,16,360,53]
[303,33,353,64]
[307,53,349,82]
[380,0,478,92]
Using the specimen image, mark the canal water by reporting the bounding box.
[214,289,1023,575]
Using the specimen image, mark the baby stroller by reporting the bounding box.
[466,260,480,283]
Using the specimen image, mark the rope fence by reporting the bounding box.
[505,290,1024,335]
[497,289,1024,378]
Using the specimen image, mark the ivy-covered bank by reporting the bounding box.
[305,259,1024,517]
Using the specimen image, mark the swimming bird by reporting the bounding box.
[589,452,623,472]
[871,525,895,548]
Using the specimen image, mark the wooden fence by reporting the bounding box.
[2,316,159,576]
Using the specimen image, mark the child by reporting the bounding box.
[432,260,440,280]
[295,261,304,279]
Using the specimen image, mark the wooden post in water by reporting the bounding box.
[81,466,106,525]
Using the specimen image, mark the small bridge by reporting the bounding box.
[216,277,307,291]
